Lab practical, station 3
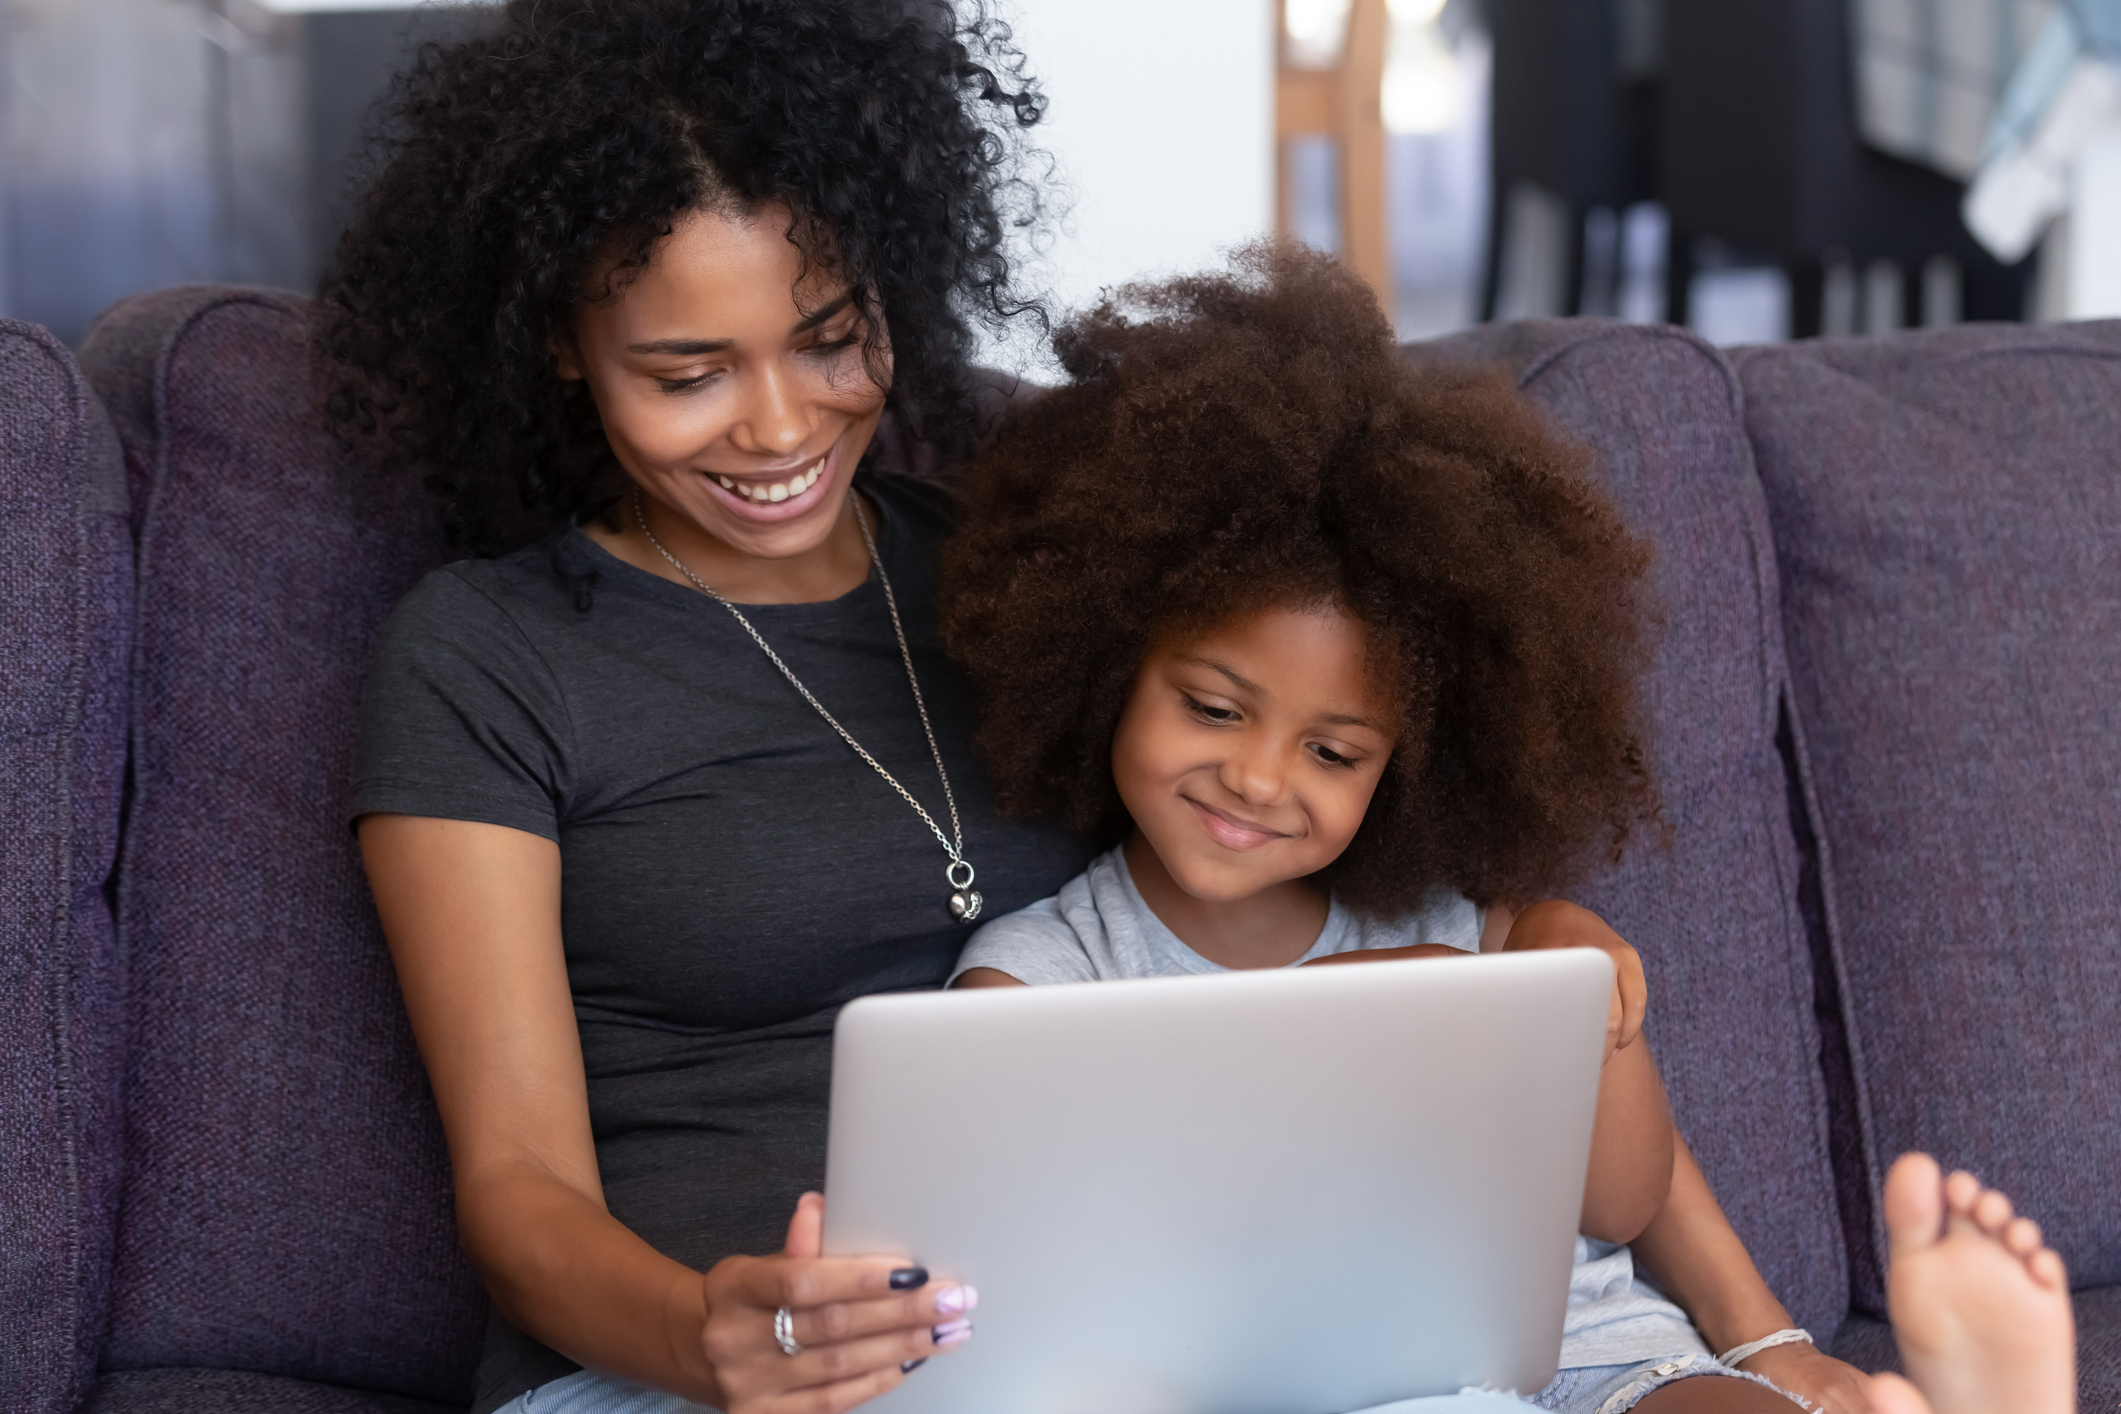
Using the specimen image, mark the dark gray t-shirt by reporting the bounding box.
[351,472,1092,1412]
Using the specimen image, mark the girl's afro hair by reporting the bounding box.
[318,0,1051,553]
[942,242,1662,914]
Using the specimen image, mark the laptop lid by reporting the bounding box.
[823,948,1612,1414]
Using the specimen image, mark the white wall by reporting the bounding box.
[984,0,1275,370]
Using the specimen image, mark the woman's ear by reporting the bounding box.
[551,331,584,381]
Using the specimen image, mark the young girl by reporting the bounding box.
[936,244,1872,1413]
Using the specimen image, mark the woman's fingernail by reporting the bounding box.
[932,1318,973,1346]
[900,1358,927,1374]
[933,1283,978,1315]
[888,1267,929,1290]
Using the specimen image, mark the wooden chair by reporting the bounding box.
[1274,0,1395,313]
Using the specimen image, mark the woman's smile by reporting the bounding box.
[702,441,838,522]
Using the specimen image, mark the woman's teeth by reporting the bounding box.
[717,462,822,504]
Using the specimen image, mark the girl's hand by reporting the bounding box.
[1736,1339,1875,1414]
[1500,901,1646,1058]
[700,1193,976,1414]
[1299,943,1465,968]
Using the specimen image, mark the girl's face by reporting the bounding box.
[1111,605,1397,904]
[559,204,890,564]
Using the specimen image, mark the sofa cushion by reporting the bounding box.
[0,320,131,1414]
[1739,322,2121,1311]
[1416,321,1848,1336]
[75,288,482,1402]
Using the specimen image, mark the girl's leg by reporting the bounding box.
[1630,1377,1801,1411]
[1875,1152,2076,1414]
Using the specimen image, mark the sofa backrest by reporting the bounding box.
[0,320,132,1414]
[1739,321,2121,1310]
[1416,322,1850,1335]
[75,288,485,1402]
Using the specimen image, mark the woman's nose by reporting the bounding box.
[731,363,811,455]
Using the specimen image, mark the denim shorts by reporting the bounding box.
[1529,1351,1801,1414]
[497,1356,1799,1414]
[497,1369,701,1414]
[503,1368,1552,1413]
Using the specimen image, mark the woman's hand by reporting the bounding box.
[1735,1340,1874,1414]
[702,1192,976,1414]
[1499,901,1647,1058]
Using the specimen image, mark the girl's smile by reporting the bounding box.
[1182,794,1294,850]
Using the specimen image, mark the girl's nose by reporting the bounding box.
[1219,740,1290,806]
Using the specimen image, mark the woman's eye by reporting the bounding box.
[656,373,715,394]
[1182,695,1239,724]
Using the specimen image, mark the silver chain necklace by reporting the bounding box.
[632,487,982,922]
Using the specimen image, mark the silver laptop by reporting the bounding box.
[822,949,1612,1414]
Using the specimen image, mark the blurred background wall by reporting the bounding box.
[2,0,2114,350]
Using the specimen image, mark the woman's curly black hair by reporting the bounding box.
[318,0,1050,553]
[942,243,1661,914]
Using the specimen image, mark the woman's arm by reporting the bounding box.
[362,813,960,1412]
[1630,1136,1874,1414]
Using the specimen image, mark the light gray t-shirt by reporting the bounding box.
[950,845,1709,1372]
[950,844,1484,984]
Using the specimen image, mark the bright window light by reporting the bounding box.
[1381,16,1459,133]
[252,0,499,11]
[1284,0,1352,68]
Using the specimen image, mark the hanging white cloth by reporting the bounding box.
[1851,0,2064,179]
[1962,0,2121,262]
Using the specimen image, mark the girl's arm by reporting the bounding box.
[954,968,1028,987]
[1493,903,1671,1243]
[361,814,959,1413]
[1630,1136,1874,1414]
[1314,902,1671,1240]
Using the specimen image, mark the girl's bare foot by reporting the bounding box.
[1871,1152,2075,1414]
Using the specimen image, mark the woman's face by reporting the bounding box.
[559,205,890,563]
[1110,605,1398,904]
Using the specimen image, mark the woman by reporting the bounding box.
[331,6,1873,1414]
[332,4,1088,1412]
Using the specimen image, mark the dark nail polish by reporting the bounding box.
[900,1359,927,1374]
[888,1267,929,1290]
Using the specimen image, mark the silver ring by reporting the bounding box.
[947,859,976,889]
[774,1306,803,1357]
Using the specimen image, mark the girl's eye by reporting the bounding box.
[656,373,716,394]
[1182,695,1239,725]
[1311,744,1358,768]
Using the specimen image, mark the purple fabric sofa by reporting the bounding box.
[4,288,2117,1413]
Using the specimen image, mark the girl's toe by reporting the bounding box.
[1942,1170,1982,1217]
[1971,1187,2015,1236]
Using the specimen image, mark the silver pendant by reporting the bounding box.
[947,860,982,923]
